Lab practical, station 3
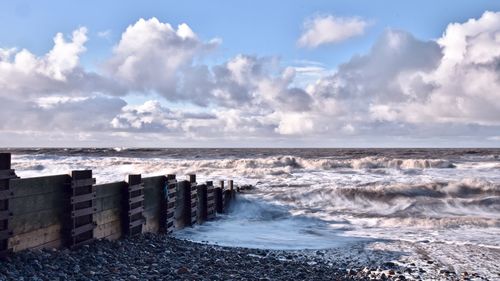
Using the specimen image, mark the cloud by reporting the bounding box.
[110,100,180,132]
[105,18,220,100]
[312,29,442,101]
[366,11,500,126]
[43,27,88,81]
[1,12,500,146]
[275,112,315,135]
[0,27,123,99]
[301,11,500,140]
[97,30,112,40]
[304,28,442,135]
[180,54,314,111]
[0,27,87,86]
[0,95,126,132]
[298,15,369,48]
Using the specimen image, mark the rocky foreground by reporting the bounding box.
[0,233,485,281]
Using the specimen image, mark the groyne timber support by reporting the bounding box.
[0,153,237,255]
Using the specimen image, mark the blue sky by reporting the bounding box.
[0,1,499,147]
[2,0,497,69]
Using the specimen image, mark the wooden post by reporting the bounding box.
[228,180,235,199]
[215,180,224,213]
[67,170,96,247]
[223,181,231,212]
[0,153,16,257]
[175,180,191,228]
[188,175,197,226]
[197,184,207,224]
[206,181,216,220]
[161,174,176,233]
[123,174,144,237]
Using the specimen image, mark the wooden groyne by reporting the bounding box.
[0,153,237,256]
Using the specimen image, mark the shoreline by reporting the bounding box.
[0,233,394,281]
[0,234,362,280]
[0,233,488,281]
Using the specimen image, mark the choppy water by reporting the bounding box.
[6,148,500,277]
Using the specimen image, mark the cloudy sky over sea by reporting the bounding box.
[0,0,499,147]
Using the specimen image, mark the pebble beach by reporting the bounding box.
[0,233,491,281]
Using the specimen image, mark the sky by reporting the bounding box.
[0,0,499,147]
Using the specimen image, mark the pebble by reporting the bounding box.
[176,266,190,274]
[0,234,368,280]
[0,233,478,281]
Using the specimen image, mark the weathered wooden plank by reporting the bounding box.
[143,177,163,211]
[9,209,61,235]
[0,169,15,179]
[187,174,196,184]
[71,178,96,188]
[0,210,12,220]
[71,223,95,237]
[0,229,12,240]
[0,154,11,170]
[71,206,96,218]
[129,219,145,228]
[72,237,95,248]
[95,193,122,212]
[166,220,174,228]
[95,182,126,198]
[72,170,92,180]
[10,191,65,215]
[128,206,144,216]
[10,175,70,198]
[94,219,121,240]
[31,239,62,251]
[144,204,160,215]
[143,216,159,233]
[101,230,122,241]
[129,195,144,204]
[128,183,144,193]
[71,192,96,204]
[142,176,166,188]
[94,208,121,226]
[8,224,61,252]
[0,189,12,200]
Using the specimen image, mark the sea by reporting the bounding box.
[6,148,500,279]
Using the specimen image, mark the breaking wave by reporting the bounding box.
[169,156,456,175]
[264,178,500,230]
[12,155,457,183]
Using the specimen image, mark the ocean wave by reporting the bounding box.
[353,216,500,229]
[12,153,457,181]
[331,179,500,201]
[172,156,456,172]
[262,179,500,228]
[11,160,47,172]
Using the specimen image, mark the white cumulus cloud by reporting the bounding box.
[298,15,369,48]
[105,18,219,99]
